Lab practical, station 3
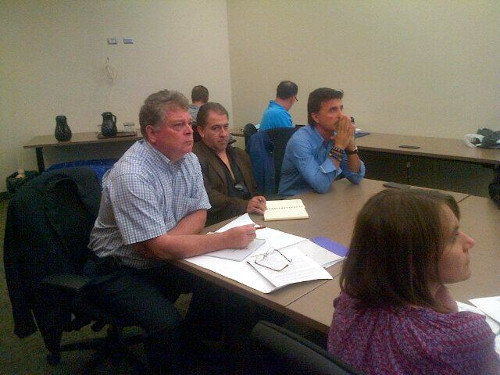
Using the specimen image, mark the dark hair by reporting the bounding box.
[276,81,298,100]
[196,102,229,129]
[340,189,460,311]
[307,88,344,125]
[139,89,188,138]
[191,85,209,103]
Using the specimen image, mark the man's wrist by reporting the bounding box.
[345,145,358,155]
[328,146,344,162]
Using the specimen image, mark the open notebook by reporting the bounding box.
[264,199,309,221]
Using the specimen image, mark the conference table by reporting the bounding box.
[232,128,499,195]
[286,189,500,334]
[24,131,142,172]
[173,178,500,335]
[355,132,500,195]
[356,132,500,166]
[232,129,500,166]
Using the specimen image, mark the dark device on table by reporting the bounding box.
[383,182,411,190]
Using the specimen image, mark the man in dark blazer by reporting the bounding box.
[193,102,266,226]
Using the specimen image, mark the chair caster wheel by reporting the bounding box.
[47,353,61,366]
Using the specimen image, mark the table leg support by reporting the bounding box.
[36,147,45,173]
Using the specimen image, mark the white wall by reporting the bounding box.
[227,1,500,138]
[2,1,499,193]
[0,0,232,191]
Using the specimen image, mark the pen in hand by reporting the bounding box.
[255,226,266,230]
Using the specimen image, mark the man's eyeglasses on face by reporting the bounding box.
[254,249,292,271]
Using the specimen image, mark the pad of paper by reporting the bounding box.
[264,199,309,221]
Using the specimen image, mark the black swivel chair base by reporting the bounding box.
[46,325,148,375]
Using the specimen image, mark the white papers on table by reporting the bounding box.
[469,296,500,325]
[296,240,344,269]
[206,238,266,261]
[247,247,332,289]
[254,227,306,250]
[214,213,306,249]
[187,214,331,293]
[216,213,254,231]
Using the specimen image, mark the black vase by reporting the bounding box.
[101,112,117,137]
[55,115,72,141]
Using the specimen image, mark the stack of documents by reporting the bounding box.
[187,214,337,293]
[247,246,332,290]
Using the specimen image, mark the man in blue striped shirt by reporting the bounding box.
[88,89,256,373]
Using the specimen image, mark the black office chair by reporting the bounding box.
[266,127,298,192]
[4,167,146,374]
[251,321,363,375]
[243,123,258,150]
[488,164,500,207]
[247,127,298,196]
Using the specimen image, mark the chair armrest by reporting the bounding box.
[42,274,91,293]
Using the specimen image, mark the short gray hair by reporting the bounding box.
[139,89,189,137]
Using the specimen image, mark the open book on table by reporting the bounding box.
[264,199,309,221]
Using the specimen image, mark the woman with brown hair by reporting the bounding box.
[328,189,499,374]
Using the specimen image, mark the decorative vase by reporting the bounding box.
[101,112,117,137]
[54,115,72,141]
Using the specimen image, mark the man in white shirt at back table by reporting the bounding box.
[259,80,298,131]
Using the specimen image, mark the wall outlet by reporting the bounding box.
[107,37,118,45]
[123,38,134,44]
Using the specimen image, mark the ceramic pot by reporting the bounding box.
[54,115,72,141]
[101,112,117,137]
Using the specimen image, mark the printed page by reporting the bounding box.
[254,227,306,250]
[206,238,266,262]
[187,216,313,293]
[297,240,345,269]
[215,213,255,232]
[247,247,332,289]
[212,213,306,253]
